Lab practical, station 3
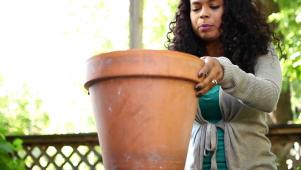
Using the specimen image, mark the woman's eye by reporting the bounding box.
[191,8,200,12]
[210,5,220,10]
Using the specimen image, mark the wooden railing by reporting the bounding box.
[6,124,301,170]
[6,133,103,170]
[268,124,301,170]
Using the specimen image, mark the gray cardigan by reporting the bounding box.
[185,47,282,170]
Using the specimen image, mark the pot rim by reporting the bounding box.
[84,49,204,90]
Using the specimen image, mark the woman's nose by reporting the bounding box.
[200,7,209,18]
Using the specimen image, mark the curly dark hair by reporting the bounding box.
[166,0,274,73]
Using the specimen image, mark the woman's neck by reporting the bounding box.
[205,40,224,57]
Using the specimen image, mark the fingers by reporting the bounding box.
[195,57,224,97]
[198,64,210,78]
[195,69,219,96]
[197,57,210,78]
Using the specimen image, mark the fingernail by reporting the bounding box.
[195,85,202,91]
[198,73,204,78]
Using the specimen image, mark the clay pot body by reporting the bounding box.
[84,50,204,169]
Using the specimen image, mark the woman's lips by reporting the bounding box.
[199,24,213,31]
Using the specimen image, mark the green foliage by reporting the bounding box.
[269,0,301,81]
[268,0,301,119]
[0,135,25,170]
[0,75,49,169]
[143,0,178,49]
[0,84,49,135]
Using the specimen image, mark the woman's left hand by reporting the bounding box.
[195,57,224,97]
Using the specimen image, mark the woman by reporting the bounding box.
[166,0,282,169]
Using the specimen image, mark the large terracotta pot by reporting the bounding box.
[84,50,204,169]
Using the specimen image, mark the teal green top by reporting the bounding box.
[199,85,228,170]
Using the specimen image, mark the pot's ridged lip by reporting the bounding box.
[84,49,204,90]
[87,49,201,63]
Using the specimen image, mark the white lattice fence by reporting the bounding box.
[7,133,104,170]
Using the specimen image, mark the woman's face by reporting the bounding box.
[190,0,224,42]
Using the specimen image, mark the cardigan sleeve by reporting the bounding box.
[216,47,282,112]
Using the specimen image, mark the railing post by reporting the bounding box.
[129,0,143,48]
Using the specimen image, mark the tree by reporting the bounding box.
[266,0,301,123]
[0,76,49,135]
